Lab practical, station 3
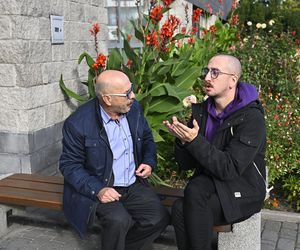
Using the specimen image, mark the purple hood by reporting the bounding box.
[205,82,258,142]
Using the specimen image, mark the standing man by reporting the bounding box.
[60,70,169,250]
[164,55,266,250]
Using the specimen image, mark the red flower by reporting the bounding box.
[146,31,159,48]
[209,25,217,33]
[190,27,198,36]
[89,23,100,36]
[296,39,300,45]
[181,27,187,34]
[126,59,133,68]
[162,0,174,7]
[93,53,107,71]
[230,14,239,26]
[188,37,196,44]
[127,34,133,42]
[291,31,296,37]
[192,8,202,23]
[150,5,163,24]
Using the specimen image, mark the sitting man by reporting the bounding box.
[164,54,266,250]
[60,70,169,250]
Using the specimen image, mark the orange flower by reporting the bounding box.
[89,23,100,36]
[93,53,107,71]
[126,59,133,68]
[162,0,174,7]
[150,5,163,24]
[188,37,196,44]
[127,34,133,42]
[192,8,202,23]
[209,25,217,33]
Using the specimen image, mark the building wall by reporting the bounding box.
[0,0,108,175]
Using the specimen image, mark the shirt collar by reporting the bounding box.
[100,105,125,124]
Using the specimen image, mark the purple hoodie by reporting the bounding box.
[205,82,258,143]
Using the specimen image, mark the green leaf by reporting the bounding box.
[107,48,123,70]
[171,60,189,77]
[78,52,95,68]
[59,75,87,103]
[129,20,144,42]
[175,66,201,89]
[157,65,171,75]
[148,83,168,97]
[147,96,180,113]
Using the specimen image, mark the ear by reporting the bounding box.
[229,75,238,89]
[101,95,112,106]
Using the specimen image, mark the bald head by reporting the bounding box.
[95,70,131,99]
[210,55,242,79]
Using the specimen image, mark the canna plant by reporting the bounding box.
[59,0,240,184]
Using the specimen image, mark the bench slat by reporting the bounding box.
[0,179,63,194]
[8,173,63,184]
[0,186,62,210]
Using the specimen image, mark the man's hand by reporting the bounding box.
[97,187,121,203]
[163,116,199,143]
[135,164,152,178]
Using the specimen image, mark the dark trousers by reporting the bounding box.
[172,175,227,250]
[96,182,170,250]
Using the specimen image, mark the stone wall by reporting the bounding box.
[0,0,108,175]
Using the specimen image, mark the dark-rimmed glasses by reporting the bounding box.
[104,84,134,99]
[201,67,236,79]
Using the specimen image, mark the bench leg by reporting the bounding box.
[0,205,12,238]
[218,212,261,250]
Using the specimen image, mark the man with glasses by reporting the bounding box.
[60,70,169,250]
[164,54,266,250]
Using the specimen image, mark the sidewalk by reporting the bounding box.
[0,209,299,250]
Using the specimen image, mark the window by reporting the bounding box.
[107,0,149,48]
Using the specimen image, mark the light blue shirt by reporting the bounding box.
[100,106,136,187]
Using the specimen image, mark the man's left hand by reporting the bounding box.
[135,164,152,178]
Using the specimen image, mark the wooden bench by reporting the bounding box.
[0,173,231,237]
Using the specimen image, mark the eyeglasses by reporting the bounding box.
[104,84,134,99]
[201,67,236,79]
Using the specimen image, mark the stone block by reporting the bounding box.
[15,63,43,87]
[38,17,50,40]
[0,64,16,86]
[11,16,39,40]
[20,0,50,18]
[0,132,30,154]
[218,212,261,250]
[0,154,22,173]
[50,0,65,16]
[0,0,21,15]
[45,102,63,127]
[85,5,100,23]
[0,40,30,64]
[28,41,51,63]
[17,107,45,132]
[70,2,85,22]
[0,16,12,39]
[0,111,18,132]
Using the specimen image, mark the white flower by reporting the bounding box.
[182,95,197,107]
[269,19,275,26]
[261,23,267,29]
[256,23,262,29]
[243,38,248,42]
[247,21,252,26]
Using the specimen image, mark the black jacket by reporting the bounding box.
[175,99,266,223]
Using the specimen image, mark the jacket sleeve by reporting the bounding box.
[183,108,266,180]
[59,120,103,200]
[140,110,157,169]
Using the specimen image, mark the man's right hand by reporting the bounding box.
[97,187,121,203]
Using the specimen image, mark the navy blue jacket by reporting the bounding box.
[59,98,157,238]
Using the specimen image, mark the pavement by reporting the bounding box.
[0,208,299,250]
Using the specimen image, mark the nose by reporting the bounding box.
[129,91,135,99]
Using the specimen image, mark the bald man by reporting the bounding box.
[164,55,266,250]
[60,70,169,250]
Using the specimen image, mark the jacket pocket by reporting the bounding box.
[239,135,260,147]
[85,138,106,169]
